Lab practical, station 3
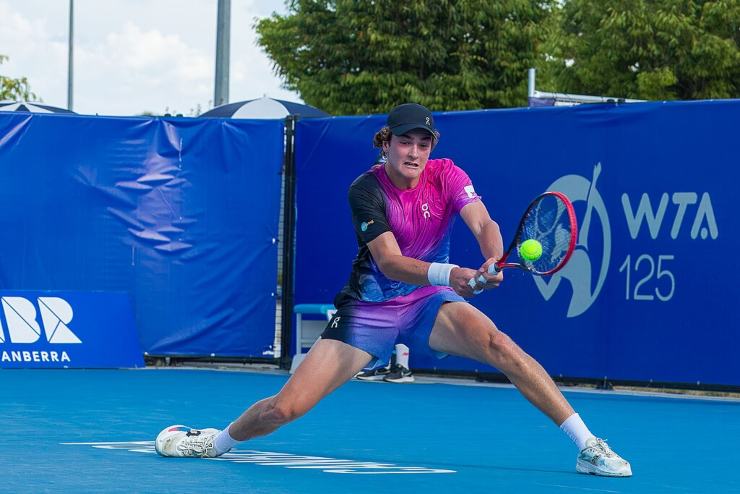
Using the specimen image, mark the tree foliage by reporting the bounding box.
[541,0,740,100]
[256,0,554,114]
[0,55,36,101]
[256,1,739,110]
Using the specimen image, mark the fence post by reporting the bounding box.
[279,116,297,369]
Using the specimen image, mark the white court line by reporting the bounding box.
[61,441,456,475]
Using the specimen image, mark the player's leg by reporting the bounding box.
[428,301,632,477]
[228,338,372,440]
[156,339,371,458]
[429,301,573,424]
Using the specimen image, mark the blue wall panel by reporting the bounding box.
[0,114,283,358]
[295,101,739,385]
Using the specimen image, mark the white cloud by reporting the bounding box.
[0,1,67,104]
[0,0,302,116]
[73,22,213,115]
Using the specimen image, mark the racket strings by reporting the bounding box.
[521,195,574,273]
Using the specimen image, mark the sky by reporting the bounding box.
[0,0,301,116]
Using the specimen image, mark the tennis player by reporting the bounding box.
[156,103,632,477]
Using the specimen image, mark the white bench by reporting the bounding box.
[289,303,336,373]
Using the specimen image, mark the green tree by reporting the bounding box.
[256,0,555,114]
[0,55,36,101]
[541,0,739,100]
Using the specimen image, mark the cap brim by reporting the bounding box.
[389,123,435,136]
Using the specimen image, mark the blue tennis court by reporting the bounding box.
[4,368,739,493]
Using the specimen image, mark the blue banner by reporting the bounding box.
[295,100,739,386]
[0,114,284,358]
[0,291,142,368]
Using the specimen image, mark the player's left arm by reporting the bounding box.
[459,201,504,288]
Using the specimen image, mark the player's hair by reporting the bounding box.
[372,127,393,150]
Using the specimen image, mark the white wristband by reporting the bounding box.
[428,262,458,286]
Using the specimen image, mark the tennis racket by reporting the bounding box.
[467,191,577,293]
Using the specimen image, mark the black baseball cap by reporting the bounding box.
[387,103,436,136]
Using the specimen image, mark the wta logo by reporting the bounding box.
[0,296,81,344]
[534,164,610,317]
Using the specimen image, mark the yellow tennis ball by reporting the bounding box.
[519,239,542,261]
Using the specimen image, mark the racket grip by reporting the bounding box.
[466,277,484,295]
[488,263,502,274]
[468,262,501,294]
[475,263,501,284]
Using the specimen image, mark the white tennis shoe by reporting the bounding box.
[155,425,222,458]
[576,437,632,477]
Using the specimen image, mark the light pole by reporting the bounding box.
[67,0,74,111]
[214,0,231,107]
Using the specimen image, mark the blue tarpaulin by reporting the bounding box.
[0,113,283,358]
[294,100,739,385]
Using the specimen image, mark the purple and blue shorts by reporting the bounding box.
[321,286,465,365]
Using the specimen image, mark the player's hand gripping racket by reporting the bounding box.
[468,191,577,294]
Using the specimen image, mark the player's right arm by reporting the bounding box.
[459,200,504,289]
[367,232,479,297]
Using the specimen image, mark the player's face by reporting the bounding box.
[383,130,434,188]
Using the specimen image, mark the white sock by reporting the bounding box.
[213,424,240,455]
[395,343,410,368]
[559,413,595,451]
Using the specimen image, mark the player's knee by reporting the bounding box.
[486,331,525,369]
[264,398,301,425]
[265,397,310,425]
[485,330,510,354]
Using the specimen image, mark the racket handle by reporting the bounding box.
[467,262,501,295]
[466,277,483,295]
[476,263,501,284]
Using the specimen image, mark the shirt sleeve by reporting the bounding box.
[442,159,481,213]
[348,174,391,244]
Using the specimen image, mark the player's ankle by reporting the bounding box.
[213,425,239,454]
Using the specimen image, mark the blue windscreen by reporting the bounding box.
[295,100,739,385]
[0,113,283,357]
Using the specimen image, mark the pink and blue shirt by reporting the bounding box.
[334,158,480,305]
